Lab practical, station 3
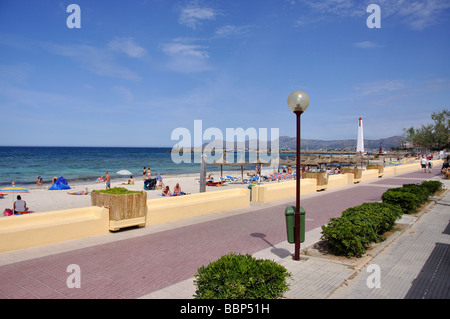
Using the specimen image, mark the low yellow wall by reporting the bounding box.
[394,162,420,174]
[251,179,316,203]
[328,174,351,189]
[146,188,250,226]
[360,169,379,182]
[0,206,109,253]
[2,159,441,253]
[383,166,396,176]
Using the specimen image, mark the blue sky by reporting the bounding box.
[1,0,449,147]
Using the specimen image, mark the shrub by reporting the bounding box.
[381,181,441,213]
[421,180,443,194]
[194,253,291,299]
[399,184,431,204]
[320,217,367,257]
[321,203,402,257]
[382,189,421,214]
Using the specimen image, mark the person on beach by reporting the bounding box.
[173,183,181,195]
[146,166,151,179]
[156,173,164,188]
[128,176,134,184]
[421,156,427,173]
[427,159,432,173]
[11,180,15,187]
[14,195,28,214]
[67,188,89,195]
[105,172,111,189]
[162,186,170,196]
[143,167,147,180]
[36,176,43,186]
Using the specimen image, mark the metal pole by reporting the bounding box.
[294,110,303,261]
[200,154,207,193]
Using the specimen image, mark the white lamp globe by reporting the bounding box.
[287,90,310,113]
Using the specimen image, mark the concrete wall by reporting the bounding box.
[1,159,441,253]
[249,160,444,203]
[251,179,316,203]
[383,166,396,176]
[327,174,351,189]
[394,162,420,174]
[146,188,250,225]
[0,206,109,253]
[360,169,379,182]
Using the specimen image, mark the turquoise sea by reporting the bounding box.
[0,146,294,188]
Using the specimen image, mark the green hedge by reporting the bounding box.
[381,189,420,214]
[381,181,442,214]
[194,253,291,299]
[321,180,443,258]
[421,180,443,194]
[321,203,402,257]
[92,187,143,195]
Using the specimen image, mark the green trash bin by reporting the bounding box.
[285,206,305,244]
[248,184,255,201]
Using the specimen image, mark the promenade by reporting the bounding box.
[0,166,448,300]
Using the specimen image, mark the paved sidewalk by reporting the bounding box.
[0,168,447,299]
[329,185,450,299]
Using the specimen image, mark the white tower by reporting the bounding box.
[357,117,364,154]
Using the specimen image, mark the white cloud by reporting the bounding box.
[178,3,217,29]
[161,39,211,73]
[46,43,141,81]
[353,79,406,96]
[353,41,383,49]
[108,37,147,58]
[162,42,209,59]
[215,25,252,37]
[295,0,450,30]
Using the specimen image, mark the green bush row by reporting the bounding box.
[92,187,143,195]
[194,253,291,299]
[321,203,403,257]
[321,180,443,257]
[381,180,443,214]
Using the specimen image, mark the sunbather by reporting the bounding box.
[67,188,89,195]
[173,183,181,195]
[162,186,171,196]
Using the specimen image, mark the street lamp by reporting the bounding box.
[287,90,310,261]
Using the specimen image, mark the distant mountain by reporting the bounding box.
[278,135,404,151]
[201,135,404,151]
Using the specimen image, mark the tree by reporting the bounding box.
[403,109,449,151]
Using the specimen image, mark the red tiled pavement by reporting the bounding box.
[0,168,442,298]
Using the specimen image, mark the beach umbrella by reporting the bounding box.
[211,153,234,183]
[0,187,30,212]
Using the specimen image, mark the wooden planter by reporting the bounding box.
[366,165,384,177]
[303,172,328,191]
[91,192,147,231]
[341,168,362,183]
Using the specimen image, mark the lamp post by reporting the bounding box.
[287,90,310,261]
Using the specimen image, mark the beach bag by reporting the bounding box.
[3,208,13,216]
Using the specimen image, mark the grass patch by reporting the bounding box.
[92,187,143,195]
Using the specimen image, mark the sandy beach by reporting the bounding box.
[1,167,283,215]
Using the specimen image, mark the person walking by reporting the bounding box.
[420,156,427,173]
[105,172,111,189]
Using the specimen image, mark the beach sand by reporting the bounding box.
[1,168,282,215]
